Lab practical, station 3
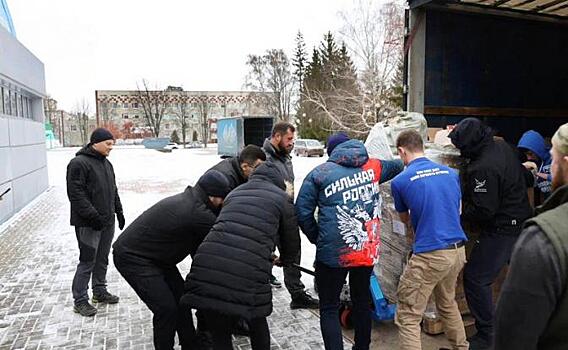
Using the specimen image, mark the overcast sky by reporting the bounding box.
[8,0,368,112]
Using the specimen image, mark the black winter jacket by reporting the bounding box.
[263,138,295,196]
[449,118,532,233]
[181,162,300,320]
[209,157,246,191]
[66,145,123,228]
[112,185,218,267]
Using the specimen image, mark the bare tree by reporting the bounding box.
[173,93,191,148]
[338,0,405,122]
[245,49,294,121]
[73,98,91,145]
[302,72,371,136]
[136,79,167,137]
[196,96,211,148]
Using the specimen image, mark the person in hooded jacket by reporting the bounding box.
[66,127,124,317]
[494,123,568,350]
[181,162,301,350]
[296,133,403,350]
[207,145,266,337]
[518,130,553,201]
[112,170,231,350]
[448,118,533,350]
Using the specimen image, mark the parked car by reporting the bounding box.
[164,142,180,150]
[294,139,324,157]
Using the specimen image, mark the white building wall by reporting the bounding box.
[0,24,48,224]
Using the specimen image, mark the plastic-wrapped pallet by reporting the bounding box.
[366,112,466,302]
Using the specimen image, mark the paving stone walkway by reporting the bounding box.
[0,183,349,350]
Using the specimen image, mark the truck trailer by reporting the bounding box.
[404,0,568,142]
[216,116,274,157]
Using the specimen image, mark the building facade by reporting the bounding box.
[0,1,48,224]
[44,98,98,147]
[95,90,272,143]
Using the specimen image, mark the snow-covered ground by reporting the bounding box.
[46,144,328,287]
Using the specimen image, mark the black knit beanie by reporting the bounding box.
[90,128,114,144]
[197,170,231,198]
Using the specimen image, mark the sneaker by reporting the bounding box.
[290,292,319,309]
[73,302,97,317]
[92,291,119,304]
[270,275,282,288]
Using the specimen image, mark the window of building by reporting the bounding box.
[122,114,129,119]
[123,103,128,108]
[4,89,11,115]
[0,87,4,115]
[112,103,118,108]
[70,125,77,131]
[133,103,139,108]
[165,123,170,129]
[23,97,28,118]
[18,94,24,117]
[134,115,139,119]
[11,91,17,117]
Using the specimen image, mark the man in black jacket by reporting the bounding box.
[66,128,124,317]
[209,144,266,191]
[263,122,319,309]
[449,118,533,350]
[181,162,301,350]
[494,122,568,350]
[113,170,231,350]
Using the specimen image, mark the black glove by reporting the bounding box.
[117,212,125,230]
[91,216,105,231]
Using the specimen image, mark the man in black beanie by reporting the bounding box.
[66,127,124,317]
[112,170,231,350]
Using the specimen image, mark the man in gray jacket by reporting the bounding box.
[263,121,319,309]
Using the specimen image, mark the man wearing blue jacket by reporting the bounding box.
[296,133,403,350]
[518,130,552,200]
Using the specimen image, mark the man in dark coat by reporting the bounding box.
[66,127,124,317]
[181,162,301,350]
[112,170,231,350]
[263,121,319,309]
[209,144,266,191]
[494,123,568,350]
[449,118,533,350]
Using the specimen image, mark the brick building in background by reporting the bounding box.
[95,89,272,144]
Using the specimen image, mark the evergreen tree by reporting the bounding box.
[292,31,308,90]
[170,129,180,144]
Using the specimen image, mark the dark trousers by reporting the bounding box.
[204,311,270,350]
[283,247,306,298]
[72,220,115,304]
[113,252,195,350]
[315,261,372,350]
[464,232,517,342]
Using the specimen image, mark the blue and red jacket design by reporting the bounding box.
[296,140,403,268]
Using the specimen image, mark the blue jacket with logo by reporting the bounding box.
[296,140,403,268]
[518,130,552,195]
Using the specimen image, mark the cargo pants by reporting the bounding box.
[395,246,469,350]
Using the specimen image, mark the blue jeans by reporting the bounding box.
[315,262,372,350]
